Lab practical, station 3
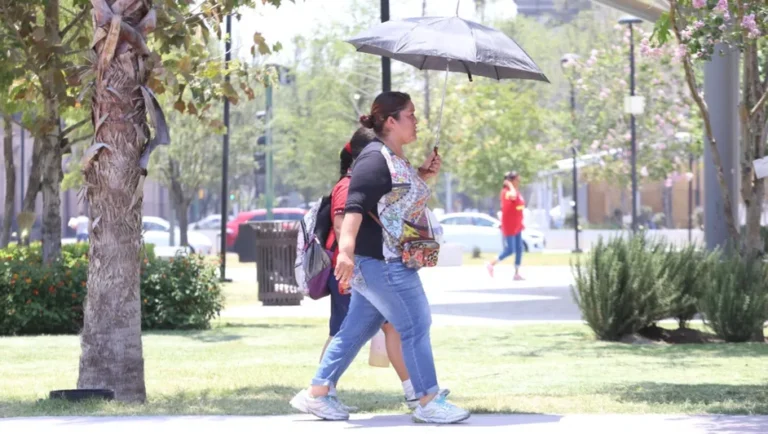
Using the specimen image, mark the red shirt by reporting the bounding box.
[500,186,525,236]
[325,176,351,266]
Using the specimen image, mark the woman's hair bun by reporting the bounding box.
[359,114,375,129]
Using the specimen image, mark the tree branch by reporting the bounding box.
[751,88,768,119]
[60,6,88,38]
[62,118,90,137]
[669,0,740,242]
[61,134,92,154]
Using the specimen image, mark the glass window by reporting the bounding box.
[442,216,473,225]
[473,217,496,227]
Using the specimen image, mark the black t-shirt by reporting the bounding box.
[344,141,393,259]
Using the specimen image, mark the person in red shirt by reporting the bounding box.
[317,127,418,410]
[486,171,525,280]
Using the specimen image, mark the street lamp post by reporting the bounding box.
[560,53,581,253]
[219,14,233,282]
[619,16,643,234]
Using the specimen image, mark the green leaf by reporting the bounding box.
[651,12,672,46]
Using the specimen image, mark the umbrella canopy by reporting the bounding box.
[346,16,549,83]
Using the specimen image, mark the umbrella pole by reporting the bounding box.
[434,64,449,151]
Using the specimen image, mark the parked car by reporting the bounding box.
[141,216,214,255]
[437,212,545,254]
[189,214,235,230]
[225,208,306,249]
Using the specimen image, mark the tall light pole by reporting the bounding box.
[561,53,581,253]
[219,14,232,282]
[619,16,643,234]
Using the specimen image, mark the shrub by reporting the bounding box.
[660,244,719,328]
[571,235,671,341]
[0,243,221,335]
[699,252,768,343]
[140,254,224,330]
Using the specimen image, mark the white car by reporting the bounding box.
[437,212,545,254]
[142,216,214,256]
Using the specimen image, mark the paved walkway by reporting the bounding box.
[2,414,767,433]
[222,265,583,326]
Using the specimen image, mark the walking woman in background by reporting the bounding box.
[487,171,526,280]
[291,91,469,424]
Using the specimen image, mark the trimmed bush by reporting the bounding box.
[141,254,224,330]
[571,235,672,341]
[0,243,222,335]
[661,244,719,328]
[699,253,768,343]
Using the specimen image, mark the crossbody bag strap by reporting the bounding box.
[367,211,397,241]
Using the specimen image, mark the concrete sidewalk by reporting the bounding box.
[2,414,767,433]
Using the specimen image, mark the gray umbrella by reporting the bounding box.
[346,14,549,148]
[346,16,549,83]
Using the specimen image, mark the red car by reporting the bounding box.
[226,207,306,249]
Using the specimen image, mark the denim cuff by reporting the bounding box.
[310,378,334,387]
[414,384,440,399]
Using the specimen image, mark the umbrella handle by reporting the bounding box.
[434,64,449,151]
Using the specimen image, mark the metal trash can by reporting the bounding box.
[253,221,303,306]
[235,223,259,263]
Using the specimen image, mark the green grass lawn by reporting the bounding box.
[2,318,768,417]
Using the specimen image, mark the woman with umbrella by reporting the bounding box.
[290,91,470,424]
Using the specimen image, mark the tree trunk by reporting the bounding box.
[1,114,15,248]
[38,0,63,264]
[21,136,42,214]
[175,198,191,248]
[740,42,767,256]
[78,0,154,403]
[168,159,188,246]
[40,133,62,263]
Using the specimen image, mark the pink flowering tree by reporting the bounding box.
[651,0,768,253]
[562,25,699,192]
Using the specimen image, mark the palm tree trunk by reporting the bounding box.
[78,0,155,403]
[1,114,15,248]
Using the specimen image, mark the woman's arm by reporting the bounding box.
[332,214,344,243]
[338,214,363,258]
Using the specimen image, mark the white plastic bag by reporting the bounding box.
[368,329,390,368]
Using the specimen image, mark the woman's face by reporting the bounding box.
[387,101,418,145]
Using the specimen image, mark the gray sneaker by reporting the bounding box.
[305,394,350,421]
[405,388,451,410]
[329,395,358,413]
[412,395,470,424]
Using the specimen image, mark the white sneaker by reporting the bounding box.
[412,395,470,424]
[405,388,451,410]
[305,394,350,421]
[289,389,311,413]
[329,395,359,413]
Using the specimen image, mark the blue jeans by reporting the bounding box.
[311,256,439,398]
[327,275,350,337]
[498,232,523,266]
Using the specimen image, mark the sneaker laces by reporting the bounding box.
[319,395,345,411]
[431,395,454,410]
